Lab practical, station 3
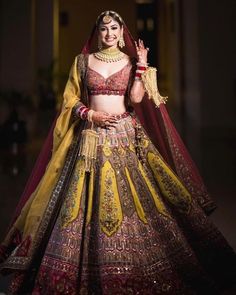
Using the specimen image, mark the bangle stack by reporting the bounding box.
[75,105,95,122]
[76,105,89,120]
[135,62,148,81]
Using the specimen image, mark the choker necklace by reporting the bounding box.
[94,48,125,63]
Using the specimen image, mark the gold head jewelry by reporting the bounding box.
[94,47,125,63]
[103,14,112,24]
[96,10,123,26]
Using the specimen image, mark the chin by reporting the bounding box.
[102,40,118,47]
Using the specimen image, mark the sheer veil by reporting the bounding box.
[8,14,216,231]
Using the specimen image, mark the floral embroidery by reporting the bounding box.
[99,161,123,236]
[147,152,192,214]
[60,159,85,228]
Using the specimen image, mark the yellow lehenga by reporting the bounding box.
[1,54,236,295]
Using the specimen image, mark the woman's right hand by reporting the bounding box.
[92,111,118,128]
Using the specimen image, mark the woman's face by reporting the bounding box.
[98,19,123,49]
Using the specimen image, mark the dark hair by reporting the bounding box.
[96,11,123,27]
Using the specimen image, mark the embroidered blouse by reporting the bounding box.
[86,63,132,96]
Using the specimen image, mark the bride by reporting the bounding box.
[1,10,236,294]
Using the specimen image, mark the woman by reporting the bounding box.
[1,10,236,294]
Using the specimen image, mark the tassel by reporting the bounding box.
[141,67,168,107]
[79,127,99,172]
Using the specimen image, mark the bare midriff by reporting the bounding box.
[89,95,126,115]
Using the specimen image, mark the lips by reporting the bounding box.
[105,38,116,41]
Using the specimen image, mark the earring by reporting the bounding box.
[98,38,103,50]
[118,35,125,48]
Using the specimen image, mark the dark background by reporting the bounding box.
[0,0,236,293]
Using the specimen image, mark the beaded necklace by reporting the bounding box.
[94,47,124,63]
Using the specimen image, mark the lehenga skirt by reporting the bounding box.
[8,113,236,294]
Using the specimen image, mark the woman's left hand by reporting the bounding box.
[135,39,149,64]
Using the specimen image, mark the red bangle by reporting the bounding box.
[135,72,142,78]
[75,105,89,120]
[137,66,147,71]
[76,105,86,116]
[80,107,89,120]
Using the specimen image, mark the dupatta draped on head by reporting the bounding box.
[8,11,216,233]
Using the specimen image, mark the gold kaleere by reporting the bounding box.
[78,127,99,172]
[141,67,168,107]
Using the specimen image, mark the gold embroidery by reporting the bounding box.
[86,168,94,225]
[117,145,126,156]
[147,152,192,213]
[129,141,136,153]
[142,138,149,149]
[99,161,123,236]
[112,147,136,218]
[60,159,85,228]
[125,167,148,224]
[102,139,112,157]
[137,161,171,218]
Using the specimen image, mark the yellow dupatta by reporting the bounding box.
[3,55,83,247]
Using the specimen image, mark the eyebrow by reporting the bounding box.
[100,24,119,28]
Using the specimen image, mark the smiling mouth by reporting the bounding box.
[105,38,116,41]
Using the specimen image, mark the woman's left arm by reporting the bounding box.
[130,39,149,103]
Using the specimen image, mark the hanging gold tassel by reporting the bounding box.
[141,67,168,108]
[78,127,99,172]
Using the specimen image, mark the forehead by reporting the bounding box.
[99,19,120,28]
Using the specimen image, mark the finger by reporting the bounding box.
[138,39,141,47]
[102,121,113,128]
[106,123,117,129]
[104,114,117,121]
[107,126,117,130]
[139,39,144,49]
[107,118,118,124]
[102,114,111,121]
[101,118,107,125]
[107,115,118,120]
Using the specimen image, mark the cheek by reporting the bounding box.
[117,29,122,37]
[99,31,106,39]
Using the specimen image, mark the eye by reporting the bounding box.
[111,26,118,30]
[100,27,106,31]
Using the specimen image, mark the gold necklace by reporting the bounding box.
[94,48,124,63]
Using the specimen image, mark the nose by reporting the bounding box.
[106,28,112,36]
